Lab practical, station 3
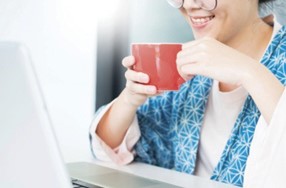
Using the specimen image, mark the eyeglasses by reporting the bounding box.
[167,0,217,11]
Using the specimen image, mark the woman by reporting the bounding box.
[90,0,286,187]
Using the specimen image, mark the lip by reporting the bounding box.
[189,15,215,29]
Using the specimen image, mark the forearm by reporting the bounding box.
[243,62,284,124]
[96,89,139,149]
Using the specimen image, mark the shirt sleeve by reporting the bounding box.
[89,99,141,165]
[244,87,286,188]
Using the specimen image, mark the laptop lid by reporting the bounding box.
[0,42,71,188]
[0,42,183,188]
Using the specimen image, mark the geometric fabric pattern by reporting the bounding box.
[134,26,286,187]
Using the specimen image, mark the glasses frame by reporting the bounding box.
[167,0,218,11]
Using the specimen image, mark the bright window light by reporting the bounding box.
[96,0,121,22]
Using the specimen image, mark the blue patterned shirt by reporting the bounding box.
[133,26,286,187]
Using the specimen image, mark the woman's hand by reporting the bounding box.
[122,56,157,107]
[176,37,257,87]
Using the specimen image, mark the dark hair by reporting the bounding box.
[259,0,275,4]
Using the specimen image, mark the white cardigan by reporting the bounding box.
[244,88,286,188]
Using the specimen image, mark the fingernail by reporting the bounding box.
[140,74,149,83]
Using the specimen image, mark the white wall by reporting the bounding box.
[0,0,97,162]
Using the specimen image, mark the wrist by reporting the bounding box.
[241,60,262,91]
[241,61,284,123]
[120,89,142,109]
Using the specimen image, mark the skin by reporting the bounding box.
[96,0,284,149]
[262,14,274,25]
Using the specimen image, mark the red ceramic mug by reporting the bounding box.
[132,43,185,91]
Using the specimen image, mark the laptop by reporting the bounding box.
[0,42,180,188]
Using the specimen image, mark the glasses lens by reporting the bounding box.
[196,0,216,10]
[166,0,183,8]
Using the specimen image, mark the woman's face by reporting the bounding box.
[180,0,260,43]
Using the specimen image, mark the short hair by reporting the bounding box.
[259,0,275,4]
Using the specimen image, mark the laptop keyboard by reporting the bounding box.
[72,178,103,188]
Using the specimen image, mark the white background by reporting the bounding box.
[0,0,193,163]
[0,0,97,162]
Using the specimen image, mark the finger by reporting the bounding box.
[125,69,149,84]
[126,80,157,95]
[176,51,204,67]
[182,38,205,50]
[181,63,205,77]
[122,56,135,69]
[178,41,209,61]
[177,48,199,60]
[152,91,165,97]
[182,40,199,50]
[182,37,213,50]
[177,52,208,78]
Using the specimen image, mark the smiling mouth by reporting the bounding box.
[190,15,215,25]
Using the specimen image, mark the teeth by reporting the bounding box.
[191,16,214,25]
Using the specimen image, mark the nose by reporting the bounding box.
[183,0,201,10]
